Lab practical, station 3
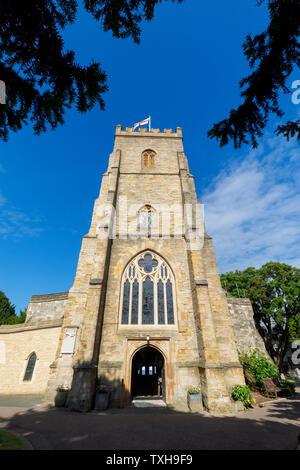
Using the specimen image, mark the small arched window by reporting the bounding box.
[23,352,37,381]
[139,205,154,229]
[120,251,176,326]
[142,149,156,168]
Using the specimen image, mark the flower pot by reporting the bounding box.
[95,392,110,410]
[187,392,203,412]
[55,390,68,407]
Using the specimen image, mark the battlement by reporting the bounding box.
[115,124,183,138]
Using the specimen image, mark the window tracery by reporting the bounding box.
[120,251,176,326]
[142,149,156,168]
[23,352,37,381]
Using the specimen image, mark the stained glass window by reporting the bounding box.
[121,279,130,324]
[120,251,176,326]
[138,253,158,273]
[157,280,165,324]
[131,280,139,324]
[166,279,175,324]
[23,353,37,381]
[142,276,154,324]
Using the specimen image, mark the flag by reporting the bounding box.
[134,116,151,131]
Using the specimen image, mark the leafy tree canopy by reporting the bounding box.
[0,290,26,324]
[208,0,300,148]
[0,290,16,324]
[221,262,300,370]
[0,0,182,140]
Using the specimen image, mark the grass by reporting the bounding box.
[0,430,25,450]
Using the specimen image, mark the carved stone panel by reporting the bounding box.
[61,328,77,355]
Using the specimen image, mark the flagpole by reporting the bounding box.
[149,116,151,132]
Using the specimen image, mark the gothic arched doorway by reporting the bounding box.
[131,346,165,399]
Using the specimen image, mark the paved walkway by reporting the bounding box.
[0,388,299,450]
[0,394,44,408]
[132,397,167,408]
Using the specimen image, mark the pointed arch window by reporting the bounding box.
[142,149,156,168]
[120,251,176,326]
[23,352,37,381]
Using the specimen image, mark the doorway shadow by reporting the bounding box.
[131,346,165,400]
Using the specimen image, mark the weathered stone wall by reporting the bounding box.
[227,297,269,357]
[0,320,62,394]
[46,125,245,413]
[94,126,244,411]
[188,236,245,411]
[26,292,68,323]
[97,238,202,407]
[0,126,249,409]
[93,128,203,407]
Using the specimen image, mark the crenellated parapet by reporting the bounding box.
[115,124,183,138]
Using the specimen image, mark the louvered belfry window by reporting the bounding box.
[142,149,155,168]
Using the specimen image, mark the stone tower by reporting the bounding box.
[46,125,245,413]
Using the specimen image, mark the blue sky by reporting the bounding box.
[0,0,299,312]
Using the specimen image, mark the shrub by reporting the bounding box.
[188,387,201,395]
[232,385,255,407]
[238,349,279,388]
[56,385,70,392]
[279,378,296,395]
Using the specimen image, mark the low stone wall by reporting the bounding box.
[26,292,68,323]
[227,297,269,357]
[0,320,62,394]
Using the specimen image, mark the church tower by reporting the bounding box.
[46,125,245,413]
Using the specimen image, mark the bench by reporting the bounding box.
[261,378,282,399]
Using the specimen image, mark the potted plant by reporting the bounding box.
[187,387,203,412]
[94,385,110,410]
[55,385,70,407]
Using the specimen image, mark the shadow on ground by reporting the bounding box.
[0,389,299,450]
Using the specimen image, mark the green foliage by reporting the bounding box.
[220,267,257,299]
[221,262,300,370]
[16,310,27,324]
[276,120,300,142]
[232,385,255,407]
[56,385,71,392]
[0,291,26,325]
[249,355,279,387]
[278,378,296,395]
[208,0,300,148]
[0,290,16,324]
[84,0,183,44]
[239,349,279,387]
[0,430,25,450]
[188,387,201,395]
[262,376,296,396]
[5,309,27,325]
[0,1,182,140]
